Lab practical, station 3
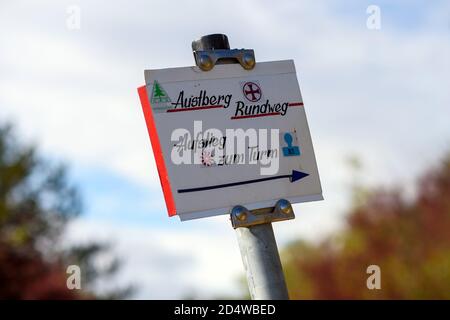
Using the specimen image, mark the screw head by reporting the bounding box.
[237,212,247,221]
[198,54,213,71]
[277,199,292,215]
[232,206,248,221]
[242,53,255,69]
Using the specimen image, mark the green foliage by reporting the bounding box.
[282,154,450,299]
[0,123,131,299]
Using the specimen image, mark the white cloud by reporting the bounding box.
[1,0,447,189]
[1,0,449,298]
[64,217,244,299]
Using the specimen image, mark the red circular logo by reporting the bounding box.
[243,82,262,102]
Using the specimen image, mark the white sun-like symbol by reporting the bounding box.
[201,150,215,166]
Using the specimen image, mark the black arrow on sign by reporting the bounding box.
[177,170,309,193]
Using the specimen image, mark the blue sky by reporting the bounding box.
[0,0,449,298]
[72,165,167,226]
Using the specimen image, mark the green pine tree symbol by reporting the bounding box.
[151,81,171,104]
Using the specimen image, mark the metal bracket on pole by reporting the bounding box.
[232,199,293,300]
[231,199,295,229]
[192,34,255,71]
[193,49,256,71]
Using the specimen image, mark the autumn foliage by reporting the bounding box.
[283,155,450,299]
[0,124,128,299]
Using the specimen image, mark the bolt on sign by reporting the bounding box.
[138,60,323,221]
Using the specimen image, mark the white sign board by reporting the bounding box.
[138,60,322,221]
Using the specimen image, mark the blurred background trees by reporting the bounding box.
[2,119,449,300]
[282,154,450,299]
[0,123,130,299]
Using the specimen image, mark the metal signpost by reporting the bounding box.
[138,34,323,300]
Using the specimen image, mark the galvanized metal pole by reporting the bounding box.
[192,34,291,300]
[231,201,291,300]
[236,223,289,299]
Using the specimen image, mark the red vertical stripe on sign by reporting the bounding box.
[138,85,177,217]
